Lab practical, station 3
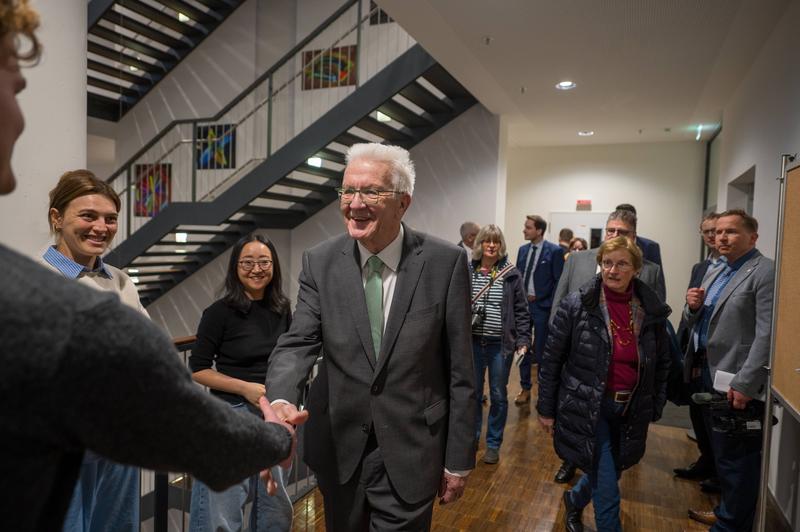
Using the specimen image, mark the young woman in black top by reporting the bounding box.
[188,234,293,532]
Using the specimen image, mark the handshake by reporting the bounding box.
[257,396,310,495]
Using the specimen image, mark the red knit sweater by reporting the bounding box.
[604,284,638,392]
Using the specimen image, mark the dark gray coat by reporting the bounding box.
[537,275,671,472]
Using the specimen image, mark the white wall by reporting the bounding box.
[505,141,707,322]
[714,0,800,526]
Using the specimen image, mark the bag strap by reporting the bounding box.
[471,263,515,305]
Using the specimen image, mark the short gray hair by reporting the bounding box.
[346,143,416,196]
[607,209,637,231]
[472,224,508,261]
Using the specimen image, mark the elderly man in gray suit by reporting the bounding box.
[547,208,666,484]
[684,209,774,531]
[265,143,477,531]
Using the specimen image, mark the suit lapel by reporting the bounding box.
[710,253,761,323]
[340,240,377,370]
[373,227,424,380]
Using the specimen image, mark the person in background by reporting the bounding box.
[673,212,722,494]
[189,234,293,532]
[0,3,294,529]
[538,237,671,532]
[615,203,665,292]
[558,227,574,254]
[548,209,665,485]
[458,221,480,257]
[568,237,588,254]
[469,225,530,464]
[684,210,774,531]
[41,170,143,531]
[514,214,564,405]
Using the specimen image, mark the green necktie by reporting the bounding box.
[365,255,384,359]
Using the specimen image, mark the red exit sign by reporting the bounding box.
[576,199,592,211]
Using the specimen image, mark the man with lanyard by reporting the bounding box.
[683,209,774,531]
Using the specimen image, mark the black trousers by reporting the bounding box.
[316,437,436,532]
[688,375,716,473]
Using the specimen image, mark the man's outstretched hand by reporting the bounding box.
[258,397,308,495]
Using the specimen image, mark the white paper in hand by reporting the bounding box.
[713,369,735,393]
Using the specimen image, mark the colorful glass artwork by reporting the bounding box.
[302,45,357,90]
[134,164,171,217]
[196,124,237,170]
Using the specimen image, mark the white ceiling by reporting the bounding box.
[378,0,791,146]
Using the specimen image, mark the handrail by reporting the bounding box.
[105,0,359,185]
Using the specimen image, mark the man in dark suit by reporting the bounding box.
[685,210,774,530]
[514,215,565,404]
[547,208,665,484]
[674,212,722,490]
[616,203,665,292]
[266,143,477,531]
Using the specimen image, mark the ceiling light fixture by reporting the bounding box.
[376,111,391,122]
[556,80,576,91]
[178,12,190,23]
[695,124,703,141]
[578,130,594,137]
[306,157,322,168]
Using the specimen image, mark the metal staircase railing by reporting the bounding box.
[102,0,477,306]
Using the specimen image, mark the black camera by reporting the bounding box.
[691,392,772,436]
[471,304,485,327]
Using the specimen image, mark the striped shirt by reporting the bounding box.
[42,245,113,279]
[471,269,504,337]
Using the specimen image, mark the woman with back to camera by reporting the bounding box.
[470,224,530,465]
[537,236,671,532]
[42,170,144,531]
[188,233,293,532]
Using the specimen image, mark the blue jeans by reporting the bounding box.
[569,397,626,532]
[473,336,512,450]
[189,404,293,532]
[700,365,763,531]
[62,451,140,532]
[519,303,549,389]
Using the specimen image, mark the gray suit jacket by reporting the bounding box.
[550,248,666,322]
[266,224,477,504]
[682,249,774,400]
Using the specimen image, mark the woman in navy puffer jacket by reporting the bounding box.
[537,237,671,532]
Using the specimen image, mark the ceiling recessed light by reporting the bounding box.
[178,12,190,23]
[578,130,594,137]
[556,80,577,91]
[306,157,322,168]
[376,111,391,122]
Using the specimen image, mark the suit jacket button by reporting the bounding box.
[372,385,379,394]
[361,424,370,433]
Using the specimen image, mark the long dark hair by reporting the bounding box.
[223,233,290,315]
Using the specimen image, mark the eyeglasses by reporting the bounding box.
[238,259,273,271]
[605,227,633,238]
[337,187,402,204]
[601,259,634,272]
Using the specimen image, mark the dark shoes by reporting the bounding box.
[700,477,721,494]
[688,508,717,526]
[514,389,531,404]
[562,491,584,532]
[482,448,499,464]
[673,461,713,480]
[554,460,577,484]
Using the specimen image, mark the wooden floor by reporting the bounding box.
[291,379,718,531]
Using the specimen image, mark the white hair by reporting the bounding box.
[345,143,416,196]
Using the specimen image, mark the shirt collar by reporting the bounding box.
[357,225,404,273]
[43,246,114,280]
[725,247,758,271]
